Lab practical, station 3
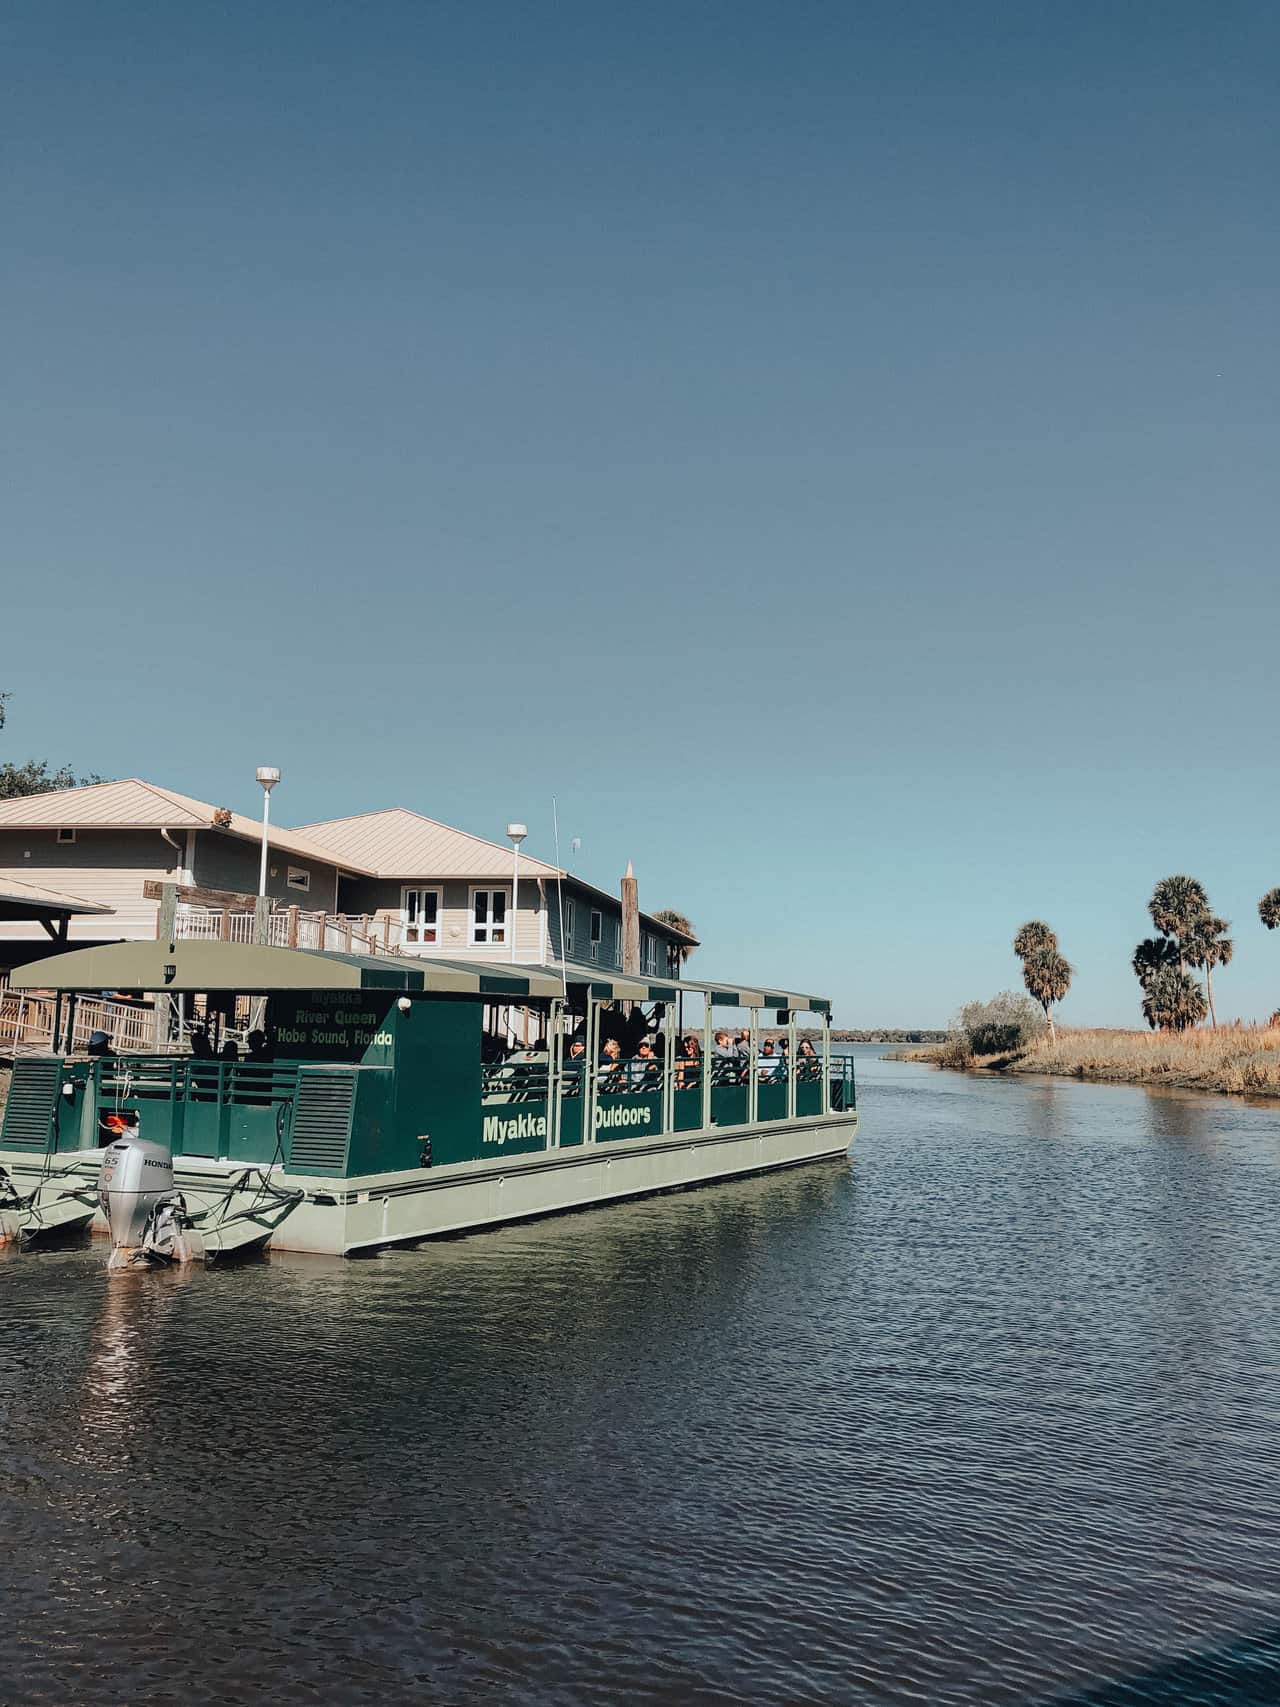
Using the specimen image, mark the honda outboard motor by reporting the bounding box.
[97,1111,201,1269]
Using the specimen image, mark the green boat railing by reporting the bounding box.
[4,1045,854,1171]
[93,1056,302,1164]
[483,1050,855,1147]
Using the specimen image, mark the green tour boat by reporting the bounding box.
[0,935,857,1259]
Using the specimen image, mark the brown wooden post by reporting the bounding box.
[219,908,232,941]
[315,911,327,950]
[157,881,178,948]
[287,905,299,948]
[621,861,640,976]
[344,919,353,951]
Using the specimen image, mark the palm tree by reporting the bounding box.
[1022,946,1071,1042]
[1260,888,1280,931]
[1148,876,1209,968]
[1182,913,1233,1028]
[1132,936,1180,990]
[1013,921,1058,960]
[1141,965,1208,1032]
[652,908,696,967]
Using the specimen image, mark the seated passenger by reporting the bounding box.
[246,1030,274,1064]
[219,1039,239,1063]
[634,1037,662,1090]
[189,1026,213,1060]
[563,1037,587,1095]
[676,1034,702,1090]
[86,1030,114,1058]
[758,1040,780,1081]
[598,1035,625,1093]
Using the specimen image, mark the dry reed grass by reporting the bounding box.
[1009,1024,1280,1095]
[898,1023,1280,1096]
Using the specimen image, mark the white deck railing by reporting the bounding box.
[0,908,418,1057]
[171,907,409,957]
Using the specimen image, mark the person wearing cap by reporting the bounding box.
[86,1031,114,1058]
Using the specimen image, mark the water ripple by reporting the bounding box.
[3,1054,1280,1703]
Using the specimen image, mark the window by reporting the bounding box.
[471,887,508,946]
[402,887,441,946]
[286,867,311,893]
[56,828,76,845]
[589,909,602,962]
[564,905,575,958]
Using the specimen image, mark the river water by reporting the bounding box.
[4,1049,1280,1705]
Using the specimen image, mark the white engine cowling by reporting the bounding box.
[97,1122,197,1266]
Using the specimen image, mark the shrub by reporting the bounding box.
[935,1033,974,1069]
[954,992,1045,1056]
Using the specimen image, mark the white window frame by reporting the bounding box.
[470,886,510,948]
[285,866,311,893]
[564,904,575,958]
[56,828,76,845]
[402,886,442,946]
[589,909,602,963]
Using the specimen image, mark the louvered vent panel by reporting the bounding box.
[1,1059,63,1150]
[288,1071,356,1174]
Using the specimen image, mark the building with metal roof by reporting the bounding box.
[302,806,697,974]
[0,779,360,870]
[0,782,697,983]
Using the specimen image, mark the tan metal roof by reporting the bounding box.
[295,808,564,880]
[296,809,698,943]
[0,875,114,917]
[0,780,364,871]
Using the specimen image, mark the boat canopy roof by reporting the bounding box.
[11,940,830,1013]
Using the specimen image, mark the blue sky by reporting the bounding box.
[4,1,1278,1027]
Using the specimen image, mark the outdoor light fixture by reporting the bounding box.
[256,766,281,897]
[506,823,527,965]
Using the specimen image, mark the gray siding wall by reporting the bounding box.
[336,876,545,959]
[0,826,180,942]
[192,833,339,911]
[547,888,621,970]
[546,887,683,977]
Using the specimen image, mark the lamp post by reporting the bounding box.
[506,823,527,965]
[256,766,281,897]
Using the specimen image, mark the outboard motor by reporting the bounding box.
[97,1111,201,1269]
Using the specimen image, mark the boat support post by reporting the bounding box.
[786,1008,797,1119]
[748,1004,759,1125]
[549,997,564,1149]
[701,995,713,1130]
[662,1000,676,1134]
[585,996,600,1145]
[822,1010,832,1114]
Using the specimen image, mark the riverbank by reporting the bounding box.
[893,1024,1280,1096]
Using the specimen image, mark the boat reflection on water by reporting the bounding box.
[71,1266,196,1465]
